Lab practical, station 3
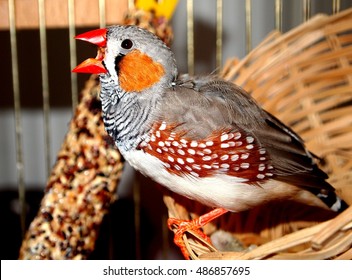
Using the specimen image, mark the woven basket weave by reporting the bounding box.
[164,8,352,260]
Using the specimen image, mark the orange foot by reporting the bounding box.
[168,208,228,259]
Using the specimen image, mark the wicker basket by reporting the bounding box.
[164,8,352,260]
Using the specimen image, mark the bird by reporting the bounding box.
[73,25,342,259]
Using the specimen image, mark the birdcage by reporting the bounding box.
[1,0,351,260]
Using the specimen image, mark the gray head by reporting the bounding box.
[73,25,178,151]
[102,25,178,94]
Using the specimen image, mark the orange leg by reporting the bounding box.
[168,208,228,259]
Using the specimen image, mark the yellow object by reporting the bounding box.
[135,0,179,20]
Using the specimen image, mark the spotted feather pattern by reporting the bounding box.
[139,121,274,183]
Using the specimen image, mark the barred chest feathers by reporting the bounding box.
[99,74,161,153]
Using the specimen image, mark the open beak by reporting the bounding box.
[72,28,108,74]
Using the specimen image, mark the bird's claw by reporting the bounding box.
[168,217,212,259]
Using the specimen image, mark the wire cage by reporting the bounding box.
[1,0,351,260]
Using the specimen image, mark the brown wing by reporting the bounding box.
[157,75,334,192]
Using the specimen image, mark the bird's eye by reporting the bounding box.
[121,39,133,50]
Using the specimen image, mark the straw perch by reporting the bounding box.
[165,8,352,260]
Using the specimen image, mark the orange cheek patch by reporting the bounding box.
[118,50,165,92]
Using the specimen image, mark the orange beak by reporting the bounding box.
[72,28,108,74]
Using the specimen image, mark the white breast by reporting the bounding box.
[122,149,300,212]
